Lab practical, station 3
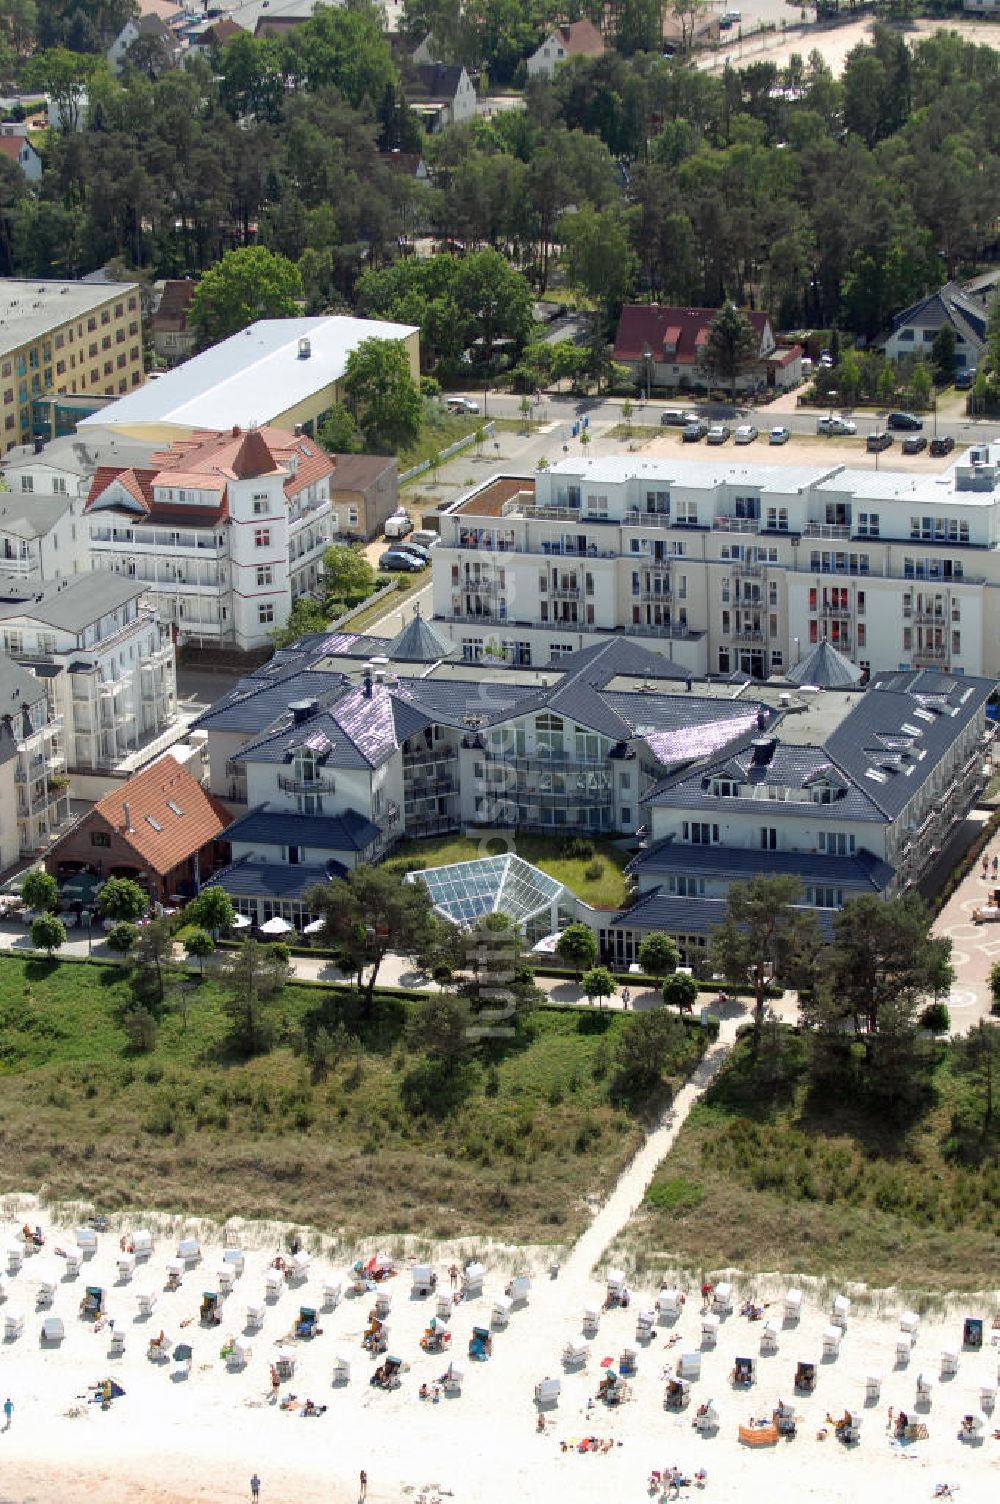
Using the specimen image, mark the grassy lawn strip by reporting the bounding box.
[0,955,702,1241]
[619,1029,1000,1293]
[341,576,424,633]
[398,411,484,472]
[388,833,630,910]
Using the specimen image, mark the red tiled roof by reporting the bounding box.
[0,136,29,163]
[68,757,232,879]
[553,20,605,57]
[769,343,804,367]
[614,305,772,366]
[233,429,280,480]
[87,466,156,514]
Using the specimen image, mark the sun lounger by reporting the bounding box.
[760,1319,780,1353]
[916,1372,933,1403]
[582,1304,600,1336]
[74,1227,97,1257]
[117,1253,135,1282]
[739,1423,778,1446]
[678,1351,701,1380]
[562,1337,589,1367]
[132,1229,153,1259]
[176,1237,200,1266]
[941,1348,959,1376]
[658,1288,681,1320]
[865,1374,882,1402]
[900,1310,920,1335]
[896,1333,914,1365]
[229,1336,252,1369]
[411,1265,435,1295]
[534,1377,561,1407]
[832,1295,850,1327]
[245,1302,265,1331]
[713,1281,733,1314]
[436,1291,453,1319]
[822,1325,842,1358]
[222,1248,244,1276]
[443,1360,464,1393]
[492,1295,513,1328]
[333,1352,351,1384]
[40,1315,64,1343]
[462,1262,484,1297]
[701,1312,720,1346]
[264,1268,283,1299]
[784,1288,802,1321]
[323,1278,342,1310]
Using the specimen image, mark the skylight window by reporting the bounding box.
[913,708,935,723]
[167,800,184,816]
[145,815,162,831]
[865,768,887,783]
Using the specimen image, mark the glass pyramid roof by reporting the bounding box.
[414,854,564,928]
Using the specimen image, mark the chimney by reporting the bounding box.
[231,425,241,438]
[289,698,317,725]
[123,801,133,832]
[363,669,373,699]
[294,423,303,437]
[297,337,311,360]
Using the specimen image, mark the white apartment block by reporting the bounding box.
[0,655,71,867]
[431,447,1000,679]
[86,425,336,650]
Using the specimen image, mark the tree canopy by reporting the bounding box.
[189,246,302,345]
[343,337,423,452]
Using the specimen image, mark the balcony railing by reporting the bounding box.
[730,561,762,577]
[912,611,948,625]
[277,772,336,794]
[726,627,766,642]
[550,586,581,600]
[818,606,852,620]
[624,510,673,530]
[637,586,672,602]
[804,522,851,539]
[714,516,758,533]
[912,646,949,663]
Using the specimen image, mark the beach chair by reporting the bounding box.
[134,1286,155,1316]
[534,1377,561,1407]
[606,1269,627,1308]
[132,1229,154,1260]
[619,1341,640,1375]
[200,1291,221,1326]
[941,1348,959,1377]
[915,1372,933,1406]
[822,1325,842,1359]
[732,1356,755,1388]
[176,1237,200,1266]
[900,1310,920,1336]
[323,1278,342,1310]
[760,1319,780,1354]
[40,1315,64,1344]
[562,1337,589,1368]
[80,1285,105,1319]
[784,1288,802,1322]
[462,1262,485,1298]
[774,1399,796,1436]
[664,1376,690,1410]
[108,1326,125,1357]
[960,1412,984,1442]
[832,1295,850,1327]
[443,1360,464,1393]
[436,1290,453,1320]
[979,1383,996,1411]
[275,1346,295,1380]
[963,1317,983,1350]
[701,1312,720,1347]
[492,1294,513,1329]
[164,1259,183,1291]
[62,1247,82,1279]
[117,1252,135,1283]
[333,1351,351,1385]
[508,1275,531,1308]
[222,1248,244,1277]
[74,1227,97,1258]
[657,1288,681,1321]
[229,1336,252,1369]
[147,1330,171,1361]
[840,1412,861,1444]
[34,1266,58,1307]
[865,1374,882,1403]
[264,1268,283,1300]
[296,1306,320,1340]
[794,1360,816,1394]
[419,1317,450,1353]
[468,1325,492,1361]
[896,1333,914,1365]
[217,1264,236,1295]
[678,1351,701,1381]
[374,1288,392,1319]
[411,1265,435,1296]
[713,1281,733,1314]
[6,1242,22,1275]
[245,1301,265,1332]
[288,1250,310,1285]
[693,1399,720,1433]
[636,1309,655,1341]
[582,1304,600,1337]
[0,1274,7,1304]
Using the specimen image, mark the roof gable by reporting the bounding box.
[614,304,772,366]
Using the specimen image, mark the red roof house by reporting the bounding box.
[613,304,780,393]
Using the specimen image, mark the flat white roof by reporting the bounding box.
[546,454,841,493]
[0,279,139,356]
[81,315,419,432]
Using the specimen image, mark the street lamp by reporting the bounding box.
[83,909,92,956]
[642,344,652,404]
[793,636,800,665]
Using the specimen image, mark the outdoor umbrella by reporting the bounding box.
[173,1344,193,1362]
[303,918,325,935]
[260,916,293,935]
[231,914,251,930]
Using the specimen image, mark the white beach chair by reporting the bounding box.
[784,1288,802,1322]
[822,1324,842,1359]
[6,1242,23,1275]
[132,1229,154,1260]
[333,1351,351,1385]
[658,1288,681,1320]
[147,1330,171,1361]
[582,1304,600,1336]
[509,1275,531,1308]
[941,1348,959,1377]
[264,1268,283,1301]
[275,1346,295,1379]
[916,1372,933,1405]
[135,1288,156,1317]
[164,1258,183,1290]
[62,1248,82,1279]
[411,1265,435,1296]
[117,1252,136,1283]
[0,1274,7,1304]
[865,1374,882,1403]
[960,1413,984,1442]
[896,1333,914,1365]
[678,1351,701,1380]
[980,1383,996,1411]
[701,1312,720,1347]
[74,1227,97,1258]
[832,1295,850,1327]
[288,1250,310,1284]
[34,1265,58,1307]
[374,1288,392,1319]
[492,1294,513,1328]
[108,1326,125,1357]
[4,1309,24,1339]
[843,1412,862,1443]
[323,1278,342,1310]
[217,1264,236,1294]
[620,1341,640,1374]
[176,1237,200,1266]
[436,1290,453,1320]
[760,1319,780,1354]
[40,1315,64,1343]
[606,1269,626,1306]
[713,1281,733,1314]
[443,1360,464,1393]
[245,1301,265,1331]
[222,1248,244,1276]
[694,1399,720,1433]
[636,1309,655,1341]
[534,1377,561,1407]
[462,1262,485,1297]
[562,1337,589,1367]
[229,1336,252,1369]
[900,1310,920,1336]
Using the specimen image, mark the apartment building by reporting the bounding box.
[0,575,176,785]
[431,446,1000,679]
[0,655,71,868]
[87,425,336,650]
[0,279,143,452]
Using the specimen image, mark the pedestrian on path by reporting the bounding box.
[359,1470,368,1501]
[992,855,998,878]
[250,1473,260,1501]
[622,987,631,1010]
[3,1397,12,1430]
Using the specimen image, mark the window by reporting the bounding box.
[808,887,844,908]
[254,528,270,548]
[256,565,273,587]
[620,807,632,827]
[819,832,855,855]
[683,822,719,844]
[760,827,777,850]
[91,831,111,847]
[258,603,274,624]
[20,475,32,493]
[347,507,359,526]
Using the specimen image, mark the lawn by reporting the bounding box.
[616,1029,1000,1293]
[0,954,701,1241]
[398,409,484,473]
[388,833,630,910]
[342,575,424,634]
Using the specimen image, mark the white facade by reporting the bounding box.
[432,447,1000,679]
[0,125,42,183]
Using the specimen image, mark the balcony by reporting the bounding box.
[406,775,458,798]
[818,606,852,620]
[403,747,457,771]
[624,510,673,530]
[404,814,460,838]
[912,611,947,625]
[730,561,762,577]
[550,585,581,600]
[804,522,851,539]
[277,772,336,794]
[726,627,766,642]
[714,516,758,533]
[912,646,949,664]
[637,585,672,602]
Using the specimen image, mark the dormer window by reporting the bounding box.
[811,784,833,804]
[712,778,739,797]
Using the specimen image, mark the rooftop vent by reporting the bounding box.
[297,337,311,360]
[289,699,317,725]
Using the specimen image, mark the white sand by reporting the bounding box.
[0,1194,997,1504]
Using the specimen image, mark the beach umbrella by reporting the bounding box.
[231,913,251,930]
[260,915,293,935]
[173,1344,193,1361]
[303,918,325,935]
[108,1381,125,1398]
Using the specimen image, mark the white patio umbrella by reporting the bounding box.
[231,913,251,930]
[303,918,325,936]
[259,916,293,936]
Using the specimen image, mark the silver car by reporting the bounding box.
[734,423,758,445]
[769,426,791,445]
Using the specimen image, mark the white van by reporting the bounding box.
[384,513,414,540]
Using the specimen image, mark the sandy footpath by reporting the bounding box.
[0,1191,997,1504]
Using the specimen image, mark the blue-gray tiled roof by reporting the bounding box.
[626,837,894,891]
[206,856,345,900]
[225,805,381,853]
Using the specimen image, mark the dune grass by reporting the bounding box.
[0,954,701,1242]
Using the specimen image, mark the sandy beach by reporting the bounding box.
[0,1191,997,1504]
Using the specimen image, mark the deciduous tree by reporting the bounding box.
[97,876,147,923]
[343,337,422,452]
[638,932,680,979]
[306,865,437,1013]
[21,870,58,914]
[189,246,302,345]
[555,922,598,978]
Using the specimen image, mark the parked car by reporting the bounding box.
[955,368,975,390]
[734,423,758,445]
[408,530,440,550]
[817,416,857,435]
[394,540,432,563]
[930,435,956,456]
[706,423,731,445]
[902,434,927,454]
[379,549,425,573]
[887,411,922,431]
[682,420,708,442]
[660,408,688,426]
[867,431,893,452]
[769,426,791,445]
[446,396,480,414]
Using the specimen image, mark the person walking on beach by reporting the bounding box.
[3,1397,12,1430]
[359,1469,368,1501]
[250,1473,260,1501]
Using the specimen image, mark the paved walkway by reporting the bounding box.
[932,813,1000,1031]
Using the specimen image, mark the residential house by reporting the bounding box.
[151,280,197,367]
[45,754,232,902]
[219,0,336,34]
[0,654,70,869]
[188,16,242,52]
[0,126,42,183]
[0,573,176,788]
[328,453,399,540]
[526,20,605,79]
[886,280,987,371]
[0,493,89,582]
[408,64,477,132]
[87,424,337,650]
[107,13,181,74]
[430,442,1000,680]
[613,304,782,394]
